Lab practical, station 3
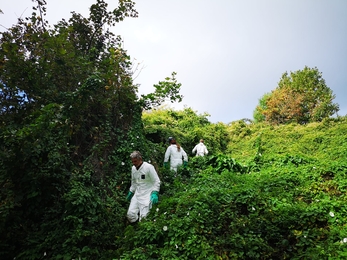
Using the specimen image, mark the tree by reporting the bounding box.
[253,93,271,123]
[140,71,183,110]
[0,1,182,258]
[142,107,230,167]
[258,86,306,124]
[254,66,339,124]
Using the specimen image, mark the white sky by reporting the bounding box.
[1,0,346,123]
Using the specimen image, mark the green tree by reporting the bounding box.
[142,107,230,167]
[253,93,271,123]
[254,66,339,124]
[0,1,182,259]
[140,71,183,110]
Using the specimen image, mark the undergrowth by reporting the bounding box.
[118,118,347,259]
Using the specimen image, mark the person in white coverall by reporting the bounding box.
[192,139,208,157]
[126,151,161,223]
[164,137,188,172]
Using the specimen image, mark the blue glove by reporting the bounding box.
[150,191,159,204]
[164,162,169,169]
[183,161,188,168]
[126,191,134,201]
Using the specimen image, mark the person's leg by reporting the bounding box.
[170,159,179,173]
[127,196,140,223]
[138,202,152,221]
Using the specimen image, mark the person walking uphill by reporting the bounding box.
[164,137,188,172]
[126,151,161,223]
[192,139,208,157]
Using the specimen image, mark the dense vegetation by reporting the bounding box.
[0,1,180,259]
[120,115,347,259]
[1,1,347,259]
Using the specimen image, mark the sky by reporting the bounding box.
[1,0,347,123]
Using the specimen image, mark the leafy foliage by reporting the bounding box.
[0,1,182,259]
[142,107,230,167]
[119,116,347,259]
[254,66,339,124]
[1,1,347,259]
[140,72,183,110]
[253,93,271,123]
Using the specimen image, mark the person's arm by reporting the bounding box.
[164,146,171,163]
[192,145,197,154]
[204,145,208,155]
[126,168,136,201]
[182,148,188,162]
[148,164,160,204]
[129,167,136,193]
[148,164,161,192]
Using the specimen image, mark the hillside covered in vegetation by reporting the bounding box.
[118,111,347,259]
[1,1,347,259]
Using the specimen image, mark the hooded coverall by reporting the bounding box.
[192,142,208,156]
[127,162,161,223]
[164,144,188,172]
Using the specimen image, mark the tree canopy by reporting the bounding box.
[141,106,230,167]
[0,0,182,258]
[254,66,339,124]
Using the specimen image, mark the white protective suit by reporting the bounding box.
[192,142,208,156]
[164,144,188,172]
[127,162,161,222]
